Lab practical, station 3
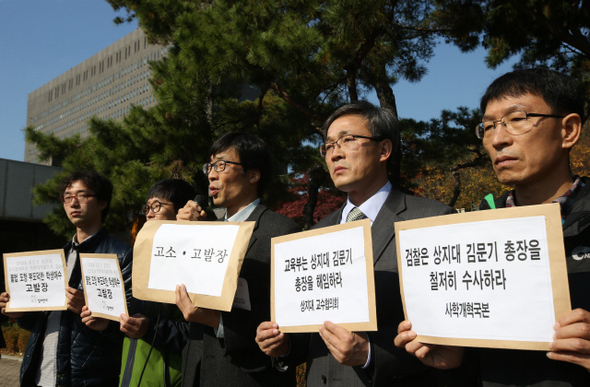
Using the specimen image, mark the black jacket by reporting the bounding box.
[181,204,300,387]
[18,228,132,387]
[476,178,590,386]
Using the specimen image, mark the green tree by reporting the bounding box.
[401,107,508,207]
[433,0,590,86]
[29,0,456,236]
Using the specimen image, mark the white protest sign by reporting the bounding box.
[272,220,377,333]
[80,254,127,321]
[396,203,570,350]
[133,220,255,311]
[147,223,239,296]
[3,250,68,312]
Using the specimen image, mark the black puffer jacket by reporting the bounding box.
[18,228,132,387]
[476,177,590,386]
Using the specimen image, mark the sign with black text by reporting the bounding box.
[133,220,255,311]
[272,220,377,333]
[80,254,128,321]
[3,250,68,312]
[396,203,570,351]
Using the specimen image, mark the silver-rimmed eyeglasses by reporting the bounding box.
[203,160,243,174]
[476,110,565,140]
[319,134,383,157]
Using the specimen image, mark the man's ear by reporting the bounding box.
[248,169,261,185]
[562,113,582,150]
[98,200,108,212]
[379,139,393,163]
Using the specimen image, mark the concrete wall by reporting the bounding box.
[0,158,61,221]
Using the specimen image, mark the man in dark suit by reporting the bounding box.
[175,133,300,386]
[256,101,455,386]
[395,68,590,386]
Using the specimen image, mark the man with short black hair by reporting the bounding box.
[395,68,590,386]
[0,170,132,386]
[257,101,455,386]
[176,133,300,386]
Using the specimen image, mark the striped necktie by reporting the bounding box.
[346,207,366,222]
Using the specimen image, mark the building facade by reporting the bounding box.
[25,28,167,164]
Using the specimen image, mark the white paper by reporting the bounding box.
[399,216,555,342]
[274,226,370,327]
[147,223,240,296]
[5,253,67,309]
[81,256,127,319]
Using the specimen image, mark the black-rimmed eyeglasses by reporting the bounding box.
[142,201,173,215]
[203,160,243,174]
[319,134,383,157]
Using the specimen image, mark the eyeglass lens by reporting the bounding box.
[142,202,163,215]
[62,194,93,204]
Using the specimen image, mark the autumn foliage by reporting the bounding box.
[274,174,345,229]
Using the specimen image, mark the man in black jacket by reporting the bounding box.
[395,68,590,386]
[175,133,300,386]
[1,170,132,386]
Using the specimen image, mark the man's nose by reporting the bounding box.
[208,168,219,181]
[330,143,344,160]
[489,121,512,149]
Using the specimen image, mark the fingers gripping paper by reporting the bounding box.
[132,220,255,311]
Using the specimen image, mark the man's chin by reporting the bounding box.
[211,197,225,207]
[333,178,353,192]
[495,172,519,187]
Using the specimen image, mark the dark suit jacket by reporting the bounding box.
[303,189,455,386]
[182,204,300,387]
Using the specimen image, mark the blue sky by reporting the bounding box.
[0,0,518,163]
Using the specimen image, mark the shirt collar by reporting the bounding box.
[340,181,392,225]
[505,175,585,222]
[69,229,101,253]
[225,198,260,222]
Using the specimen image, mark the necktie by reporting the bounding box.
[346,207,366,222]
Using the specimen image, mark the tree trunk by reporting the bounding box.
[303,169,321,230]
[347,73,358,102]
[372,73,400,181]
[449,170,461,208]
[372,78,398,118]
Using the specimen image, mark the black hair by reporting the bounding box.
[147,179,198,213]
[209,133,272,197]
[322,101,400,174]
[58,170,113,222]
[480,68,585,120]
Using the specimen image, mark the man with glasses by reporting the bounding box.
[256,101,455,385]
[395,68,590,385]
[175,133,300,386]
[0,170,133,386]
